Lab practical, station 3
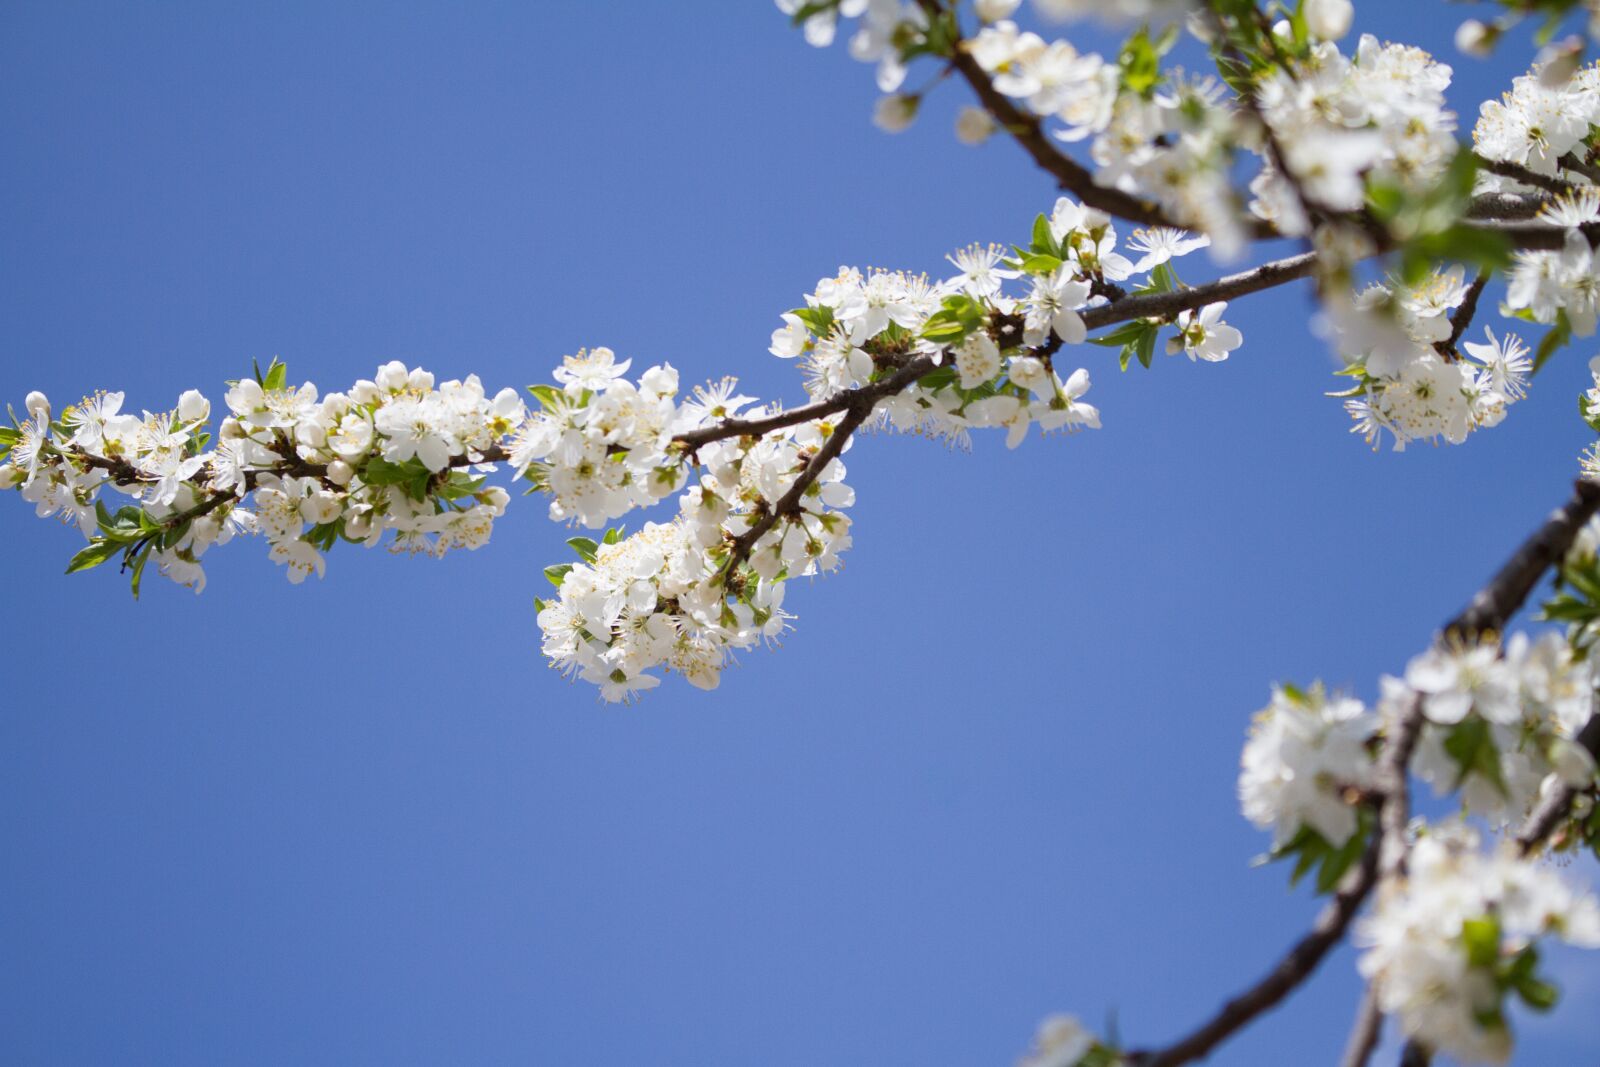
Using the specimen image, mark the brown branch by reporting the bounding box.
[1561,152,1600,186]
[1081,252,1319,329]
[711,360,932,582]
[673,356,936,453]
[1124,479,1600,1067]
[1477,157,1577,197]
[61,442,510,530]
[1127,701,1425,1067]
[1443,478,1600,641]
[1125,828,1383,1067]
[915,0,1184,231]
[1436,270,1490,358]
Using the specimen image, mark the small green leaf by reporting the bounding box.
[128,540,154,600]
[1515,976,1559,1011]
[1533,311,1571,376]
[1462,916,1501,968]
[1134,328,1157,369]
[262,358,288,392]
[792,305,836,336]
[602,527,624,545]
[1031,214,1054,256]
[544,563,573,588]
[567,536,599,563]
[1019,253,1063,274]
[526,384,564,412]
[1090,321,1152,347]
[1443,717,1507,795]
[66,539,123,574]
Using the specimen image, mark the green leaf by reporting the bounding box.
[262,358,288,392]
[1089,321,1152,347]
[567,536,599,563]
[362,456,433,502]
[1462,915,1502,968]
[544,563,573,588]
[1314,815,1369,893]
[1514,975,1559,1011]
[1118,27,1162,96]
[128,540,153,600]
[1533,311,1571,376]
[65,538,123,574]
[1134,327,1157,369]
[1031,213,1054,256]
[921,311,974,343]
[787,0,836,27]
[526,384,564,412]
[916,365,959,392]
[602,526,624,545]
[1019,253,1063,274]
[792,305,835,336]
[1443,717,1507,796]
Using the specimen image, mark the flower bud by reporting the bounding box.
[482,486,510,514]
[345,513,372,539]
[1455,19,1495,57]
[1538,37,1583,88]
[872,94,919,134]
[375,361,409,393]
[1305,0,1353,41]
[973,0,1018,22]
[24,391,50,420]
[326,459,355,486]
[955,106,996,145]
[177,389,210,422]
[300,491,343,526]
[0,462,19,488]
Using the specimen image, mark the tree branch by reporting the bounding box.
[711,357,935,583]
[915,0,1187,231]
[1443,478,1600,642]
[1124,480,1600,1067]
[1477,157,1577,197]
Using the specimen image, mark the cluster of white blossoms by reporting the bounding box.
[531,196,1217,701]
[507,348,689,530]
[535,412,852,702]
[772,198,1231,448]
[974,18,1255,251]
[1406,632,1598,826]
[1328,268,1531,450]
[1240,630,1595,855]
[1240,627,1600,1063]
[0,361,524,593]
[1474,59,1600,186]
[1252,34,1455,235]
[1355,821,1600,1064]
[1239,682,1378,851]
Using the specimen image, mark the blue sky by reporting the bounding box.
[2,2,1597,1064]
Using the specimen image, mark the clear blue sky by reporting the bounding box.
[1,3,1595,1064]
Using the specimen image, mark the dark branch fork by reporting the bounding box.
[1125,479,1600,1067]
